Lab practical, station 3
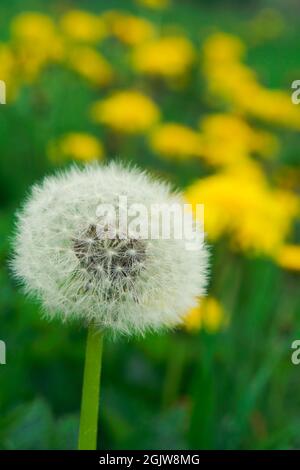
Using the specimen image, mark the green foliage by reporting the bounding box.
[0,0,300,450]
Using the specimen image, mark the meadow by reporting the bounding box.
[0,0,300,450]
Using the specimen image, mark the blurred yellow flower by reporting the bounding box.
[203,32,245,63]
[150,114,278,166]
[149,123,202,159]
[133,36,195,79]
[186,163,299,256]
[48,133,104,163]
[203,32,300,130]
[136,0,170,9]
[238,88,300,130]
[60,10,107,43]
[66,46,114,87]
[11,12,64,82]
[184,297,226,333]
[0,44,18,99]
[103,11,155,46]
[0,44,14,80]
[276,244,300,272]
[199,114,278,167]
[91,90,160,134]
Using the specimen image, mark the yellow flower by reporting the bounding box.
[11,12,64,82]
[66,46,114,87]
[133,36,195,79]
[149,123,202,159]
[60,10,107,43]
[135,0,170,9]
[0,43,15,80]
[48,133,104,163]
[238,88,300,130]
[203,33,245,63]
[199,114,278,167]
[184,297,226,333]
[276,245,300,272]
[203,32,300,130]
[11,12,58,44]
[186,163,299,256]
[91,90,160,134]
[103,11,155,46]
[0,43,18,99]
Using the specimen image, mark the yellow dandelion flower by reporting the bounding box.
[238,88,300,130]
[204,61,257,105]
[184,305,203,331]
[149,123,202,160]
[203,32,300,130]
[60,10,107,43]
[186,163,299,256]
[0,43,18,99]
[135,0,170,9]
[199,114,278,167]
[0,44,15,81]
[66,46,114,87]
[103,11,155,46]
[276,245,300,272]
[184,297,226,333]
[11,12,58,44]
[11,12,64,82]
[133,36,195,79]
[48,133,104,163]
[90,90,160,134]
[203,32,245,64]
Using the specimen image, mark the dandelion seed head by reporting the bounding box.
[12,162,209,336]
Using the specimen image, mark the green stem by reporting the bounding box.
[78,325,104,450]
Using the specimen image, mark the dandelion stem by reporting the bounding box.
[78,325,104,450]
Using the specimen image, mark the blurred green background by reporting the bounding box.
[0,0,300,450]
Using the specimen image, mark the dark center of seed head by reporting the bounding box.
[73,224,146,282]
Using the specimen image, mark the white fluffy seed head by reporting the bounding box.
[11,163,209,336]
